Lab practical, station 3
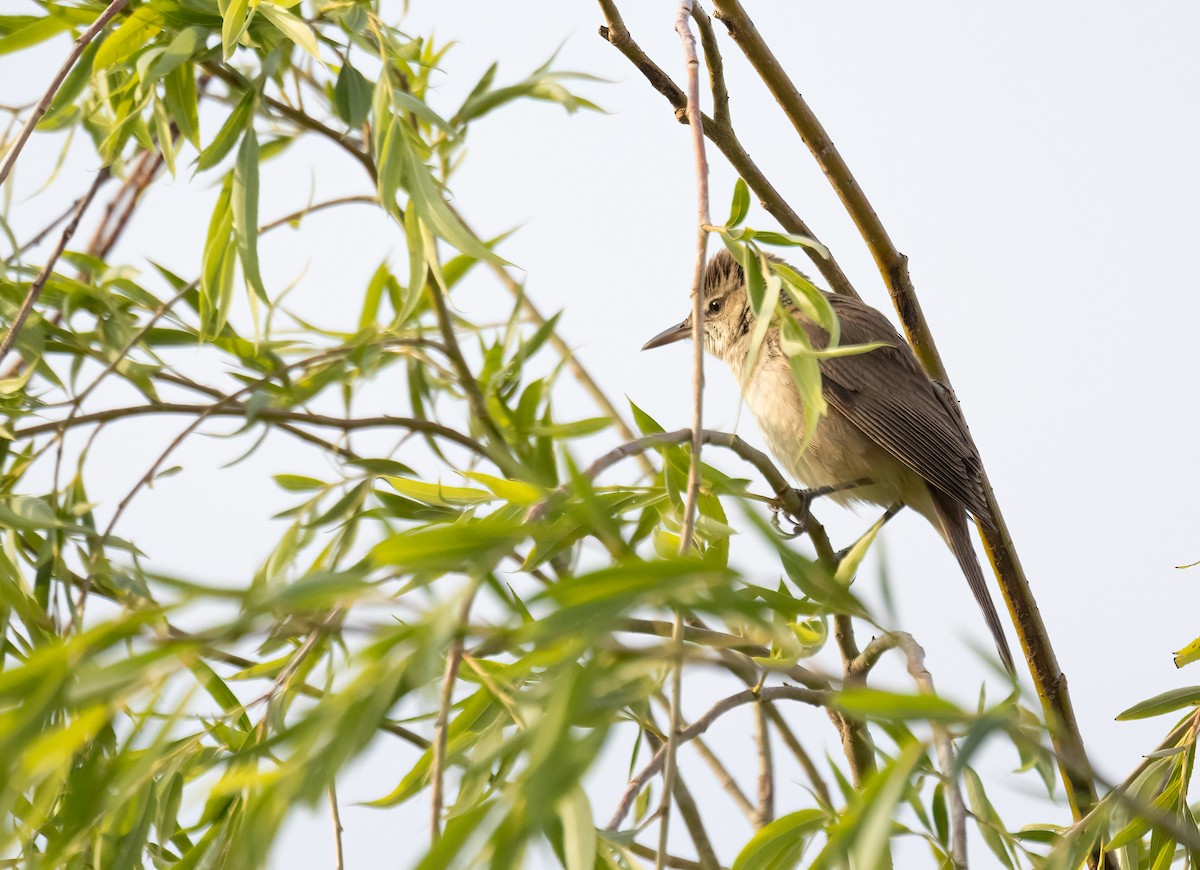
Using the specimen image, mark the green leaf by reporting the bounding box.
[188,660,251,733]
[733,809,824,870]
[963,766,1015,869]
[812,741,925,870]
[0,13,76,57]
[834,688,965,723]
[727,178,750,228]
[200,175,236,337]
[557,786,597,870]
[370,517,523,573]
[273,474,326,491]
[196,87,255,172]
[256,2,321,62]
[333,62,372,128]
[375,112,405,220]
[232,128,266,301]
[1116,687,1200,720]
[628,399,665,436]
[93,5,165,72]
[218,0,250,59]
[461,472,543,506]
[834,509,889,586]
[400,207,427,323]
[163,61,201,149]
[1174,636,1200,669]
[146,26,204,80]
[382,476,494,507]
[401,143,503,264]
[779,317,827,454]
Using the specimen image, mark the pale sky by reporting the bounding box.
[3,2,1199,867]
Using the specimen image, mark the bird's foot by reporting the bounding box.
[769,486,829,538]
[768,479,874,538]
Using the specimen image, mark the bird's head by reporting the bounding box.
[642,248,751,361]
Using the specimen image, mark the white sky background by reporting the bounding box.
[3,1,1200,867]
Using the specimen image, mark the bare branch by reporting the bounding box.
[764,705,831,807]
[596,0,858,298]
[0,0,130,187]
[853,633,966,868]
[0,169,109,365]
[528,428,811,525]
[754,698,774,827]
[675,0,709,554]
[14,402,489,457]
[259,195,380,234]
[328,784,345,870]
[431,580,480,842]
[606,684,829,831]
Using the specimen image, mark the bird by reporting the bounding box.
[642,248,1015,674]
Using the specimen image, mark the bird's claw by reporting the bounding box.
[769,487,813,538]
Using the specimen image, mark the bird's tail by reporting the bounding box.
[930,489,1016,676]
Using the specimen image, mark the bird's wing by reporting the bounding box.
[796,293,993,524]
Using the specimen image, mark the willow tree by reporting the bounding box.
[1,1,1197,868]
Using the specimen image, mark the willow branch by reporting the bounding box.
[14,403,488,456]
[853,633,966,869]
[328,784,345,870]
[676,0,708,552]
[259,195,379,233]
[202,63,375,181]
[807,516,877,789]
[628,843,715,870]
[0,169,109,365]
[754,698,774,827]
[707,0,1102,834]
[596,0,857,299]
[764,705,831,807]
[528,428,811,525]
[442,198,653,477]
[606,684,829,831]
[0,0,130,186]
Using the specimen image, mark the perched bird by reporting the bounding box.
[643,248,1014,673]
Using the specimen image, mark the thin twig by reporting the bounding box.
[52,282,196,494]
[658,610,686,870]
[675,0,708,553]
[652,692,756,823]
[596,0,858,298]
[430,580,479,841]
[430,645,462,842]
[0,0,130,187]
[425,277,520,477]
[258,195,379,233]
[93,150,164,259]
[442,199,653,475]
[606,685,829,831]
[628,843,718,870]
[854,633,967,869]
[0,169,109,365]
[528,428,811,526]
[14,403,489,456]
[328,784,345,870]
[807,517,877,789]
[754,698,774,827]
[764,705,831,807]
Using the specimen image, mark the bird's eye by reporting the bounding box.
[707,298,722,315]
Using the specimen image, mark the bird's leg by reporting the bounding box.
[769,478,872,538]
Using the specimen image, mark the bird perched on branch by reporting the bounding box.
[643,248,1015,674]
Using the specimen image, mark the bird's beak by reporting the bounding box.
[641,319,691,351]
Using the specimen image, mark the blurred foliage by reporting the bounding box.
[0,1,1196,868]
